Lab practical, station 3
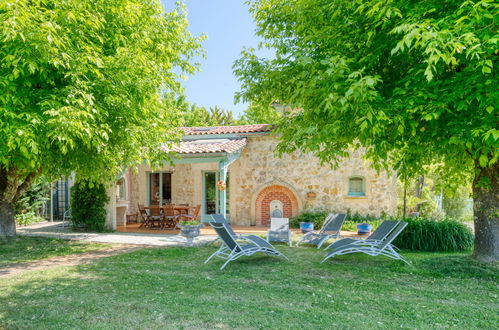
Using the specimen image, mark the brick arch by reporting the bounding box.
[255,185,299,226]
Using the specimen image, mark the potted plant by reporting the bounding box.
[179,219,203,246]
[216,180,226,191]
[299,221,314,234]
[306,191,317,199]
[357,223,372,235]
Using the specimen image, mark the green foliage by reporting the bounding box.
[183,105,240,126]
[235,0,498,186]
[289,209,328,228]
[238,103,281,124]
[70,180,109,232]
[442,185,473,222]
[14,176,50,214]
[15,211,45,226]
[394,218,474,252]
[0,0,202,187]
[289,209,384,231]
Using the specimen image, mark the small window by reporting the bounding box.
[117,178,126,201]
[348,177,365,196]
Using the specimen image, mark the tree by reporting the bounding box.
[0,0,202,238]
[235,0,498,261]
[238,103,281,124]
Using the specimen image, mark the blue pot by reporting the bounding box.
[300,222,314,234]
[357,223,372,234]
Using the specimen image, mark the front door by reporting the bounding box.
[202,172,230,222]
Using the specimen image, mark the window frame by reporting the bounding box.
[348,176,366,197]
[116,177,127,201]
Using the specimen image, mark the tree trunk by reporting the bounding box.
[0,197,16,239]
[472,162,499,262]
[0,166,40,238]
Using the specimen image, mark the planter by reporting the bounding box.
[306,192,317,199]
[299,222,314,234]
[216,180,226,191]
[357,223,372,235]
[179,224,202,246]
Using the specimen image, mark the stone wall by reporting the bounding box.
[228,136,397,225]
[112,135,397,227]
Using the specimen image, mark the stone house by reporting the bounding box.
[105,124,397,229]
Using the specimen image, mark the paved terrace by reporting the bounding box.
[17,222,364,247]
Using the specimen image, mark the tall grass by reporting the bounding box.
[394,218,474,252]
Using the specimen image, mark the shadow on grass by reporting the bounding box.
[417,255,498,280]
[2,246,498,328]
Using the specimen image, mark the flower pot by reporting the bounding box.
[216,180,226,191]
[299,222,314,234]
[306,192,317,199]
[357,223,372,235]
[179,224,202,246]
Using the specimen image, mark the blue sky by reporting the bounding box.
[160,0,269,117]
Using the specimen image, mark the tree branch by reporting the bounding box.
[12,169,41,203]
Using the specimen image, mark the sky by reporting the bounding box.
[160,0,271,117]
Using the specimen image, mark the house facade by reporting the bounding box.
[105,124,397,229]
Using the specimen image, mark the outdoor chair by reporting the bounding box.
[161,205,177,229]
[58,208,72,228]
[178,205,201,222]
[148,205,163,229]
[321,221,411,265]
[205,221,288,270]
[138,204,149,228]
[324,220,400,251]
[296,213,347,248]
[210,214,278,246]
[267,217,293,246]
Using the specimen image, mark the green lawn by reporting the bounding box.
[1,242,497,329]
[0,236,110,267]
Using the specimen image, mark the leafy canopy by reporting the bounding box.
[0,0,202,183]
[234,0,498,180]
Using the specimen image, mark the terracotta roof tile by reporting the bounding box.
[163,138,247,155]
[181,124,273,136]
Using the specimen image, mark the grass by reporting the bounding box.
[0,236,111,267]
[0,242,498,329]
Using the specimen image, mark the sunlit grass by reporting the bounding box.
[0,236,111,267]
[0,243,497,329]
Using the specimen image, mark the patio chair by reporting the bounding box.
[205,221,288,270]
[148,205,162,229]
[321,221,411,265]
[210,214,275,246]
[178,205,201,222]
[58,208,72,228]
[267,217,293,246]
[296,213,347,248]
[138,204,149,228]
[161,205,177,229]
[324,220,400,251]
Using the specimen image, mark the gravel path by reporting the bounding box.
[16,222,217,246]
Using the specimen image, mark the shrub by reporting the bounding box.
[15,211,45,226]
[15,176,50,215]
[394,218,474,252]
[290,209,329,229]
[70,180,109,232]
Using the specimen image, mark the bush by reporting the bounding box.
[290,209,386,231]
[394,218,474,252]
[70,180,109,232]
[15,211,45,226]
[15,176,50,215]
[290,209,329,229]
